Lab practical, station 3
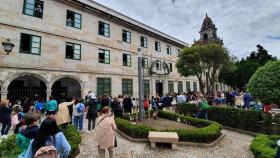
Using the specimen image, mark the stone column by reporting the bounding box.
[150,75,155,97]
[46,89,52,101]
[163,76,168,95]
[0,90,8,100]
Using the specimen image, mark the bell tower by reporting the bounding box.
[197,14,223,45]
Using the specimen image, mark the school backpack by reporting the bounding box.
[34,145,59,158]
[144,100,149,109]
[77,103,84,113]
[200,100,209,110]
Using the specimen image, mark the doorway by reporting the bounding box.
[156,81,163,97]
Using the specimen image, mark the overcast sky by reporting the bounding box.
[95,0,279,59]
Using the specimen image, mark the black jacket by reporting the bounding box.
[111,101,123,118]
[0,106,12,123]
[86,100,98,119]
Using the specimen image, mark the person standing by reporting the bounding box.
[243,92,252,109]
[73,99,85,131]
[45,96,58,115]
[0,99,12,138]
[234,93,243,108]
[56,99,75,127]
[94,107,117,158]
[123,96,133,114]
[111,97,123,118]
[24,118,71,158]
[86,99,98,133]
[151,96,158,119]
[196,93,209,120]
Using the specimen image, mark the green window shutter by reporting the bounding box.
[31,35,41,54]
[24,0,35,16]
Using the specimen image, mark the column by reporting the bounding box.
[46,89,52,101]
[150,76,155,97]
[163,77,168,95]
[0,90,8,100]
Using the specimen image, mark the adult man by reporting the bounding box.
[45,96,58,115]
[177,92,186,105]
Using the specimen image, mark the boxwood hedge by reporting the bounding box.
[116,110,222,143]
[250,134,280,158]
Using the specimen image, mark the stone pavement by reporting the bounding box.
[77,129,254,158]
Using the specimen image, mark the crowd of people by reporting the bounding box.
[0,89,278,158]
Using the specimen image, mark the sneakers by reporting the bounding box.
[85,130,91,134]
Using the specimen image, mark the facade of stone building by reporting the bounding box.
[0,0,203,101]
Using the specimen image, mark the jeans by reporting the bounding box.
[88,118,96,131]
[1,122,11,135]
[276,147,280,158]
[74,115,83,131]
[196,111,208,120]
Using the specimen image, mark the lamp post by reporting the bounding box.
[2,39,14,55]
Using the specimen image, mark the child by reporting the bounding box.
[11,105,23,131]
[16,113,39,158]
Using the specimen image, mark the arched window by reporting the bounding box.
[204,34,208,40]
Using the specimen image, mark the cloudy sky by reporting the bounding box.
[95,0,279,59]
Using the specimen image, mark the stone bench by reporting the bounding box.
[148,131,179,149]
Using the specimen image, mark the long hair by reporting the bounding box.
[32,118,59,154]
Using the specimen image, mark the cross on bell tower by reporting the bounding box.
[197,14,223,45]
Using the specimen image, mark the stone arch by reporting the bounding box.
[50,75,84,89]
[4,72,48,91]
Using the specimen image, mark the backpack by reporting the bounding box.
[35,102,44,111]
[144,100,149,109]
[34,145,59,158]
[200,100,209,110]
[77,103,84,113]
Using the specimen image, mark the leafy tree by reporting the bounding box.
[247,60,280,106]
[176,43,230,93]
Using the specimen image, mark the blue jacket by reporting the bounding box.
[24,132,71,158]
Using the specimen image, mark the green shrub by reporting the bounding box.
[178,103,197,116]
[207,106,263,132]
[0,125,81,158]
[250,134,280,158]
[247,60,280,105]
[116,110,222,143]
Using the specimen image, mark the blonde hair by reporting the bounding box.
[0,99,9,107]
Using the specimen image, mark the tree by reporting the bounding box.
[219,56,237,87]
[247,60,280,106]
[176,43,230,94]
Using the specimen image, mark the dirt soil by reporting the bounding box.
[138,118,197,130]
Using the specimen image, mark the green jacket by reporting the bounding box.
[16,133,31,156]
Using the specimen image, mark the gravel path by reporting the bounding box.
[77,129,254,158]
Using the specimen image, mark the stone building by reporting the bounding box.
[0,0,201,101]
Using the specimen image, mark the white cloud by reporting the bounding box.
[95,0,280,58]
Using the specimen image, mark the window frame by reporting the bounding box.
[98,49,110,64]
[19,33,42,55]
[66,10,82,29]
[178,81,183,93]
[98,21,110,37]
[193,82,197,92]
[177,49,181,57]
[23,0,44,18]
[144,80,150,96]
[156,60,161,70]
[97,78,111,96]
[167,45,172,55]
[144,58,148,69]
[122,79,133,96]
[186,81,191,92]
[168,81,174,94]
[122,30,131,43]
[123,53,132,67]
[169,63,173,72]
[155,41,161,52]
[140,36,148,48]
[65,42,81,60]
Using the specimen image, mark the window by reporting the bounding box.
[99,21,110,37]
[123,53,131,67]
[167,45,171,55]
[66,10,81,29]
[178,81,183,93]
[144,80,150,96]
[144,58,148,69]
[193,82,197,92]
[186,81,191,92]
[168,81,174,94]
[155,41,161,52]
[122,79,133,96]
[177,49,181,57]
[140,36,147,48]
[98,49,110,64]
[169,63,173,72]
[65,42,81,60]
[97,78,111,96]
[20,33,41,55]
[156,60,161,70]
[122,30,131,43]
[23,0,44,18]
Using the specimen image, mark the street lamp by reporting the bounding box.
[2,39,14,55]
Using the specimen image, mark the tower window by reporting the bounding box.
[204,34,208,40]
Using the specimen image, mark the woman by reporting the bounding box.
[86,99,98,132]
[24,118,71,158]
[0,99,12,138]
[111,97,123,118]
[94,106,117,158]
[56,99,75,127]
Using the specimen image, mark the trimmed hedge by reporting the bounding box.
[250,134,280,158]
[116,110,222,143]
[207,107,263,132]
[0,125,81,158]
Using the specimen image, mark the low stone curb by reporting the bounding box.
[223,126,258,136]
[117,129,225,147]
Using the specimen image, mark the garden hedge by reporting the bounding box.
[116,110,222,143]
[250,134,280,158]
[0,125,81,158]
[207,106,263,132]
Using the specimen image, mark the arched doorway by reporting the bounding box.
[7,75,47,102]
[51,77,81,102]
